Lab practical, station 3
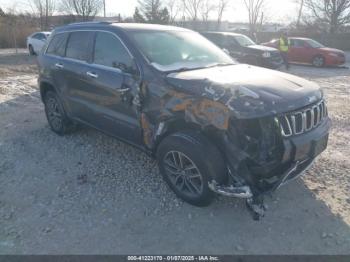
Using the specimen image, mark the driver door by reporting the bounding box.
[289,39,308,63]
[77,31,143,145]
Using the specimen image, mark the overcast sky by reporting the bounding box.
[0,0,299,23]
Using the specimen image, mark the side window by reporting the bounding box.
[32,33,40,39]
[93,32,134,72]
[33,33,46,40]
[206,34,222,46]
[46,33,68,57]
[38,33,46,40]
[66,31,93,61]
[291,39,303,47]
[297,40,306,47]
[224,36,239,48]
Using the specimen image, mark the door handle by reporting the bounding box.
[55,63,64,69]
[117,87,130,92]
[86,71,98,79]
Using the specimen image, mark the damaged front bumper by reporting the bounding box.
[209,115,331,219]
[209,158,314,198]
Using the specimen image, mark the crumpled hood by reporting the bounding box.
[166,64,323,119]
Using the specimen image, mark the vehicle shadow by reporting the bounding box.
[1,91,350,255]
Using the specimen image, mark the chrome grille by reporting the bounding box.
[278,100,328,137]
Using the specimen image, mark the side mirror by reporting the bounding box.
[113,61,139,77]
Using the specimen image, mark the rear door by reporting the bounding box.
[44,32,70,110]
[62,31,95,120]
[77,31,142,145]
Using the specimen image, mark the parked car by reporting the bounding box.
[202,32,283,69]
[263,37,346,67]
[37,22,331,219]
[27,31,51,55]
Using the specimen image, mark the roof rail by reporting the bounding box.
[68,21,112,26]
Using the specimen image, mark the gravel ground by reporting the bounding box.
[0,49,349,254]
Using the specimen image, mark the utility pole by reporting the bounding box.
[103,0,106,17]
[45,0,49,30]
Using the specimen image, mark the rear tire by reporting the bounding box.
[28,45,35,56]
[157,130,227,207]
[44,90,75,135]
[312,55,325,67]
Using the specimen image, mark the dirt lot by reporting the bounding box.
[0,49,349,254]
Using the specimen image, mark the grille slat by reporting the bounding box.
[278,100,328,137]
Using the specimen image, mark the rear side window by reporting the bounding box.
[66,32,93,61]
[33,33,46,40]
[93,32,133,70]
[46,33,68,57]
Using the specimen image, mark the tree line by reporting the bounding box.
[0,0,349,41]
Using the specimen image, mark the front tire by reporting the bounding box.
[157,130,227,206]
[312,55,325,67]
[44,90,75,135]
[28,45,35,56]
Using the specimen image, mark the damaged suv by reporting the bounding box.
[38,22,331,219]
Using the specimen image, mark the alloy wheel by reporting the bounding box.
[46,96,63,131]
[313,56,324,67]
[163,151,204,197]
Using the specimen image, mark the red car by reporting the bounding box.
[263,37,346,67]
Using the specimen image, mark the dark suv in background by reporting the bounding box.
[202,32,283,69]
[38,22,331,219]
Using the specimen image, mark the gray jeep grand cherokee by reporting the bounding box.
[38,22,331,219]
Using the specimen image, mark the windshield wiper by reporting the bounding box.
[167,66,208,73]
[166,63,234,73]
[204,63,235,69]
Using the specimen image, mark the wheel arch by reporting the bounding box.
[153,118,224,155]
[39,81,57,102]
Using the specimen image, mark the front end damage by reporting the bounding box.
[210,112,330,219]
[139,65,331,220]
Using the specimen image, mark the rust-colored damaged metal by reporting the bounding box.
[140,113,154,147]
[139,87,231,149]
[163,90,230,130]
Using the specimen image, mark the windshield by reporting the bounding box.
[129,30,235,72]
[233,35,256,47]
[305,39,324,48]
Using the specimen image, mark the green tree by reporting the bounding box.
[134,0,170,24]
